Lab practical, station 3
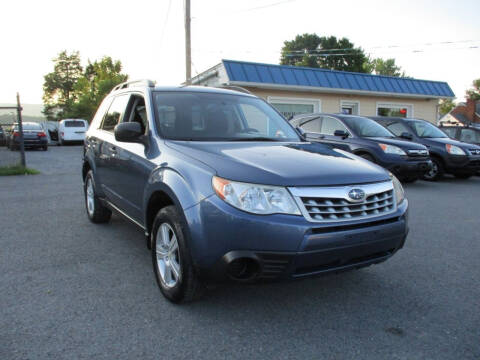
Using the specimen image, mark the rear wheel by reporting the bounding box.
[84,170,111,223]
[42,145,48,151]
[422,157,444,181]
[151,205,203,303]
[400,176,418,183]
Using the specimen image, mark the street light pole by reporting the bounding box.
[185,0,191,85]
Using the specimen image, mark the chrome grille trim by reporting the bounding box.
[289,181,396,223]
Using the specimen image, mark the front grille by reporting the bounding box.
[407,149,429,157]
[301,189,394,221]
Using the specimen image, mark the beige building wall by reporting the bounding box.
[246,88,439,123]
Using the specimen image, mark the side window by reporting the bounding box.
[386,122,410,136]
[92,97,113,128]
[441,127,457,138]
[321,117,347,135]
[300,118,322,133]
[123,95,148,134]
[101,94,130,132]
[460,129,479,143]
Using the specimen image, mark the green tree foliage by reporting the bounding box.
[280,33,368,73]
[363,57,406,77]
[439,98,456,116]
[466,79,480,100]
[42,51,83,120]
[42,51,128,122]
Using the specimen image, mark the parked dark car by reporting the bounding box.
[7,122,48,151]
[83,81,409,303]
[369,117,480,180]
[439,124,480,145]
[0,126,5,146]
[290,113,431,183]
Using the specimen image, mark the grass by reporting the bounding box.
[0,164,40,176]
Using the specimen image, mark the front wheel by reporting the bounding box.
[151,205,203,303]
[422,158,444,181]
[84,170,111,223]
[359,153,376,163]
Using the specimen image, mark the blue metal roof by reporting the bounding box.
[222,60,455,98]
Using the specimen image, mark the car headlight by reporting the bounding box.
[212,176,301,215]
[379,143,406,155]
[390,173,405,205]
[445,144,466,155]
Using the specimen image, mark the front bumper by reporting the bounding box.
[382,157,432,178]
[444,154,480,174]
[185,194,409,282]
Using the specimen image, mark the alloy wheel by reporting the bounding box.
[156,223,181,288]
[86,178,95,216]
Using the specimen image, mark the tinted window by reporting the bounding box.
[386,122,411,137]
[65,120,85,128]
[123,95,148,134]
[460,128,480,143]
[441,127,457,138]
[321,117,348,135]
[341,116,394,137]
[153,92,300,141]
[408,120,447,138]
[101,95,130,132]
[300,118,322,133]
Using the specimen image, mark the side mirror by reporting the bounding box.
[400,132,413,140]
[334,130,349,138]
[114,122,144,143]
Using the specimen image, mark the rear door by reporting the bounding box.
[95,94,131,206]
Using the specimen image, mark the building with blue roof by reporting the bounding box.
[191,59,455,123]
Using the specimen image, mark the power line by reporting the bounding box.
[237,0,297,12]
[159,0,173,50]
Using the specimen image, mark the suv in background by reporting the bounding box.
[290,113,431,183]
[439,124,480,146]
[83,80,408,303]
[369,117,480,180]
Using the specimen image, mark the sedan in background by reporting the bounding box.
[369,117,480,180]
[290,113,432,183]
[7,122,48,151]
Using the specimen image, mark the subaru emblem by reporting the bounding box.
[348,188,365,202]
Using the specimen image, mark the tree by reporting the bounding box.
[42,51,83,120]
[439,98,456,116]
[363,57,406,77]
[70,57,128,121]
[466,78,480,100]
[280,33,368,73]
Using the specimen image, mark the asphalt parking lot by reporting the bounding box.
[1,146,479,360]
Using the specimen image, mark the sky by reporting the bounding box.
[1,0,479,106]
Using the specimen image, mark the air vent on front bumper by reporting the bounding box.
[289,181,396,223]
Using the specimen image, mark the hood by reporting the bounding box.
[420,137,480,151]
[369,137,427,150]
[166,141,390,186]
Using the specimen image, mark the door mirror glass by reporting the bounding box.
[114,122,143,143]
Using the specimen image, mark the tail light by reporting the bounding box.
[13,132,20,137]
[38,132,46,137]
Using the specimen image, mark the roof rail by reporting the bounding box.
[112,79,156,92]
[216,85,252,94]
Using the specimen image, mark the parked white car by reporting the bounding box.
[58,119,88,145]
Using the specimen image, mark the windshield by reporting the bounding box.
[153,92,300,141]
[341,116,394,137]
[409,120,447,138]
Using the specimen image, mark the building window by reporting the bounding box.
[377,103,413,118]
[340,100,360,115]
[267,97,320,119]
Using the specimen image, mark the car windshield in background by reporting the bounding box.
[153,92,300,141]
[341,116,394,138]
[409,120,447,138]
[65,120,85,128]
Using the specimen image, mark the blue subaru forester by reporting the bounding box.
[82,80,408,303]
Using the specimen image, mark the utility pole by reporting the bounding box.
[16,93,26,167]
[185,0,191,85]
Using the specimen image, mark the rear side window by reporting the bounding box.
[101,95,130,132]
[65,120,85,128]
[300,118,322,133]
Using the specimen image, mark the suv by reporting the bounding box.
[439,124,480,146]
[369,117,480,180]
[83,80,409,303]
[290,113,431,183]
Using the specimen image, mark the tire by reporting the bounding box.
[454,173,472,179]
[84,170,112,223]
[422,157,444,181]
[359,153,376,163]
[400,176,418,183]
[58,138,63,146]
[151,205,204,303]
[43,145,48,151]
